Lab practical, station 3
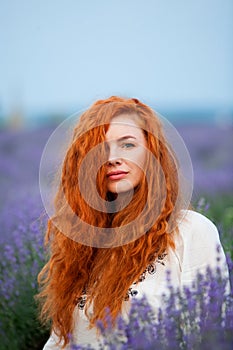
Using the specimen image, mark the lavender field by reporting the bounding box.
[0,123,232,349]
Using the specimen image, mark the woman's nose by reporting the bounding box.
[107,157,122,166]
[107,146,122,166]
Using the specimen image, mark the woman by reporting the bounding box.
[38,96,229,349]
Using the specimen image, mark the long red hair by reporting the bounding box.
[37,96,180,347]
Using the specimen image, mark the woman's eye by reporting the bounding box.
[122,143,135,149]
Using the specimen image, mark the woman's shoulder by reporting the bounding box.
[177,209,220,243]
[175,210,229,287]
[173,209,222,268]
[174,209,228,272]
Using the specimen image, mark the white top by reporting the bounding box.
[43,210,230,349]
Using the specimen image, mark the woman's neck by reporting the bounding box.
[108,190,134,212]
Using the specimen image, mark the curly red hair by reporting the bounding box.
[37,96,180,347]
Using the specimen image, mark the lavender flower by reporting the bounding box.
[70,253,233,350]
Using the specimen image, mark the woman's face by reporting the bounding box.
[105,114,147,194]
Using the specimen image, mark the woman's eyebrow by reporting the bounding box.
[105,135,137,144]
[117,135,137,141]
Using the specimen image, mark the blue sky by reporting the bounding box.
[0,0,232,120]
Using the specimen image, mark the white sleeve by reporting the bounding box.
[43,331,70,350]
[179,210,230,290]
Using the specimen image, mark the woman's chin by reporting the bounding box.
[107,180,135,194]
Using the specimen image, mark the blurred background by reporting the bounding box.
[0,1,232,349]
[0,0,232,198]
[1,0,233,122]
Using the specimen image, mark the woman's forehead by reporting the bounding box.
[105,114,145,141]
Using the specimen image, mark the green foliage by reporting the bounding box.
[194,194,233,257]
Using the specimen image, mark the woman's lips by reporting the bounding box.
[107,171,128,181]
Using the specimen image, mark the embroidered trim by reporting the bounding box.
[124,253,167,300]
[75,253,167,308]
[124,287,138,301]
[74,287,88,310]
[76,295,87,310]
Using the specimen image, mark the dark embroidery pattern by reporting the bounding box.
[74,287,88,310]
[124,253,167,300]
[75,253,167,307]
[124,287,139,301]
[76,295,87,310]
